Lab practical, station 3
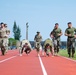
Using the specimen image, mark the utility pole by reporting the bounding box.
[26,22,29,40]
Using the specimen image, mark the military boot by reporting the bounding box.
[72,54,74,58]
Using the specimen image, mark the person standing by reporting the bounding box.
[0,23,10,55]
[4,24,10,53]
[0,23,6,55]
[34,31,42,55]
[50,23,63,56]
[65,22,76,58]
[0,23,3,55]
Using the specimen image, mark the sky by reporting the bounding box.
[0,0,76,41]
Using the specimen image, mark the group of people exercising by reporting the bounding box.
[0,22,76,58]
[20,22,76,58]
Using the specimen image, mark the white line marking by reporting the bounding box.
[0,55,18,63]
[59,56,76,62]
[38,54,47,75]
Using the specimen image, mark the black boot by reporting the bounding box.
[69,53,71,58]
[72,54,74,58]
[1,46,5,55]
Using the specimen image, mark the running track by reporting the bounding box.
[0,50,76,75]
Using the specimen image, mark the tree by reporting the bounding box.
[13,21,17,39]
[13,21,21,40]
[9,38,17,46]
[15,26,21,40]
[13,21,17,33]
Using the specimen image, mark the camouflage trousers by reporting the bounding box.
[35,42,41,52]
[19,46,31,55]
[67,38,75,55]
[53,39,60,53]
[0,38,9,55]
[3,38,9,53]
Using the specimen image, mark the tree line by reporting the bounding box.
[9,21,21,46]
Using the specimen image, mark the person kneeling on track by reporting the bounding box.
[43,38,54,56]
[20,43,31,56]
[44,43,52,56]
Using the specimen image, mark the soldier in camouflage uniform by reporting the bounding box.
[50,23,62,56]
[43,38,54,56]
[0,23,10,55]
[34,31,42,55]
[4,24,10,53]
[0,23,6,55]
[0,23,3,54]
[65,22,76,58]
[19,39,32,56]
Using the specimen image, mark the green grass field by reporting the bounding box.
[59,49,76,60]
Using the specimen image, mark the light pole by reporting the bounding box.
[26,22,29,40]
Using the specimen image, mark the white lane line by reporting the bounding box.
[38,54,47,75]
[0,55,18,63]
[59,56,76,62]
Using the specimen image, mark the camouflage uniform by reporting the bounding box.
[43,38,53,56]
[4,27,10,52]
[19,39,32,56]
[0,26,10,55]
[44,38,52,47]
[34,32,42,52]
[0,28,3,54]
[51,28,62,54]
[65,27,76,57]
[0,27,6,55]
[21,43,31,55]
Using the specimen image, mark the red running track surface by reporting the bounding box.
[0,50,76,75]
